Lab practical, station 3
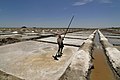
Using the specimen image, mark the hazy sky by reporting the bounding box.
[0,0,120,28]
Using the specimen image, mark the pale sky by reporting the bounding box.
[0,0,120,28]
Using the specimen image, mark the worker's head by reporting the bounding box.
[58,34,61,38]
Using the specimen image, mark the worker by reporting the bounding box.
[53,34,64,60]
[57,34,64,57]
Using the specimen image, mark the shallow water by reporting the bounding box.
[90,32,115,80]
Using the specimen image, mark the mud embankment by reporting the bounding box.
[98,30,120,80]
[0,70,23,80]
[90,32,115,80]
[59,30,96,80]
[0,38,21,46]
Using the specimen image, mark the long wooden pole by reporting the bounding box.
[63,16,74,38]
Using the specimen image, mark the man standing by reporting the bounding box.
[57,34,64,57]
[53,34,64,60]
[52,16,74,60]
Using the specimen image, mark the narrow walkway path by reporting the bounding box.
[90,32,115,80]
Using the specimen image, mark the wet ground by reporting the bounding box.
[0,41,78,80]
[0,70,22,80]
[0,28,119,80]
[90,32,115,80]
[0,30,94,80]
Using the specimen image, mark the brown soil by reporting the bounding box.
[90,47,115,80]
[0,38,20,45]
[0,70,23,80]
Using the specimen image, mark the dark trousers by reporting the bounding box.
[57,46,63,55]
[55,45,64,56]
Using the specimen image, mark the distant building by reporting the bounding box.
[21,26,27,28]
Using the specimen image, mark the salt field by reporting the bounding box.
[0,28,95,80]
[0,28,120,80]
[37,37,84,47]
[101,30,120,51]
[99,30,120,80]
[0,41,78,80]
[0,0,120,79]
